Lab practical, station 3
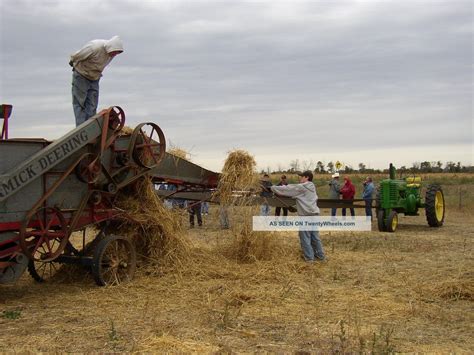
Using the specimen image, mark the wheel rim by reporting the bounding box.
[391,213,398,231]
[31,259,59,282]
[20,207,69,262]
[435,191,444,221]
[129,122,166,168]
[100,239,135,285]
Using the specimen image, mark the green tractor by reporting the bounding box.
[376,164,445,232]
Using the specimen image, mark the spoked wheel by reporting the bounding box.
[92,235,136,286]
[105,106,126,133]
[27,241,77,282]
[19,207,70,262]
[28,258,60,283]
[128,122,166,168]
[425,184,445,227]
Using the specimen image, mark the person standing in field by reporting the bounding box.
[260,174,273,216]
[362,177,375,220]
[329,172,341,217]
[275,175,289,216]
[69,36,124,126]
[271,170,326,263]
[188,201,203,228]
[340,176,356,218]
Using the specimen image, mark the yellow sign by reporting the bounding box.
[335,161,343,171]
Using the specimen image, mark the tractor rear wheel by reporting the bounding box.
[377,210,387,232]
[386,211,398,233]
[425,184,445,227]
[92,234,136,286]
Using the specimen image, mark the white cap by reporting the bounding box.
[332,172,340,178]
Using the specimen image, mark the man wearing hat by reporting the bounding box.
[271,171,326,263]
[329,172,341,217]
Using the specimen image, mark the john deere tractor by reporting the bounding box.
[376,164,445,232]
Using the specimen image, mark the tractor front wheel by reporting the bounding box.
[425,185,445,227]
[386,211,398,233]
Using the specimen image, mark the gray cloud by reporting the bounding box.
[1,0,472,171]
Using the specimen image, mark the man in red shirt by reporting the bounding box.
[340,176,356,217]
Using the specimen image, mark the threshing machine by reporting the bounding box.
[376,164,445,232]
[0,106,218,286]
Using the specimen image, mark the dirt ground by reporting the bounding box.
[1,188,473,353]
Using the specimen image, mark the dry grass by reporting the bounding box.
[214,150,278,263]
[111,176,190,271]
[167,147,190,161]
[0,178,472,353]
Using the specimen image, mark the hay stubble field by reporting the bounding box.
[0,175,473,353]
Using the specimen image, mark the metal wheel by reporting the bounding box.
[386,210,398,233]
[107,106,126,132]
[28,258,60,283]
[19,207,70,262]
[128,122,166,168]
[27,241,76,282]
[425,184,445,227]
[92,234,136,286]
[75,154,101,184]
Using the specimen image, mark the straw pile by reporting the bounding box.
[214,149,279,262]
[110,176,190,271]
[213,149,258,205]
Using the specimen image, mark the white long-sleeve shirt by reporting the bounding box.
[70,36,123,81]
[271,182,320,216]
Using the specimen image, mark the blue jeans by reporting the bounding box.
[364,199,372,217]
[299,230,325,261]
[331,208,337,217]
[260,203,271,216]
[72,71,99,126]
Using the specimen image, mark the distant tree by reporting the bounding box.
[411,162,420,173]
[316,161,325,173]
[344,165,354,173]
[445,161,456,172]
[302,159,314,171]
[358,163,366,173]
[290,159,300,172]
[327,161,334,173]
[420,161,432,173]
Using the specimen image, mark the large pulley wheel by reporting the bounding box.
[75,154,101,184]
[128,122,166,168]
[91,235,136,286]
[106,106,126,133]
[19,207,70,262]
[425,184,445,227]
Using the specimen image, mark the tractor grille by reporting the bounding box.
[389,181,398,200]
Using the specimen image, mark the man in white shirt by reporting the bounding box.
[69,36,124,126]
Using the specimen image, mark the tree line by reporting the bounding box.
[267,160,473,174]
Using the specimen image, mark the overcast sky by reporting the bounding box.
[0,0,472,172]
